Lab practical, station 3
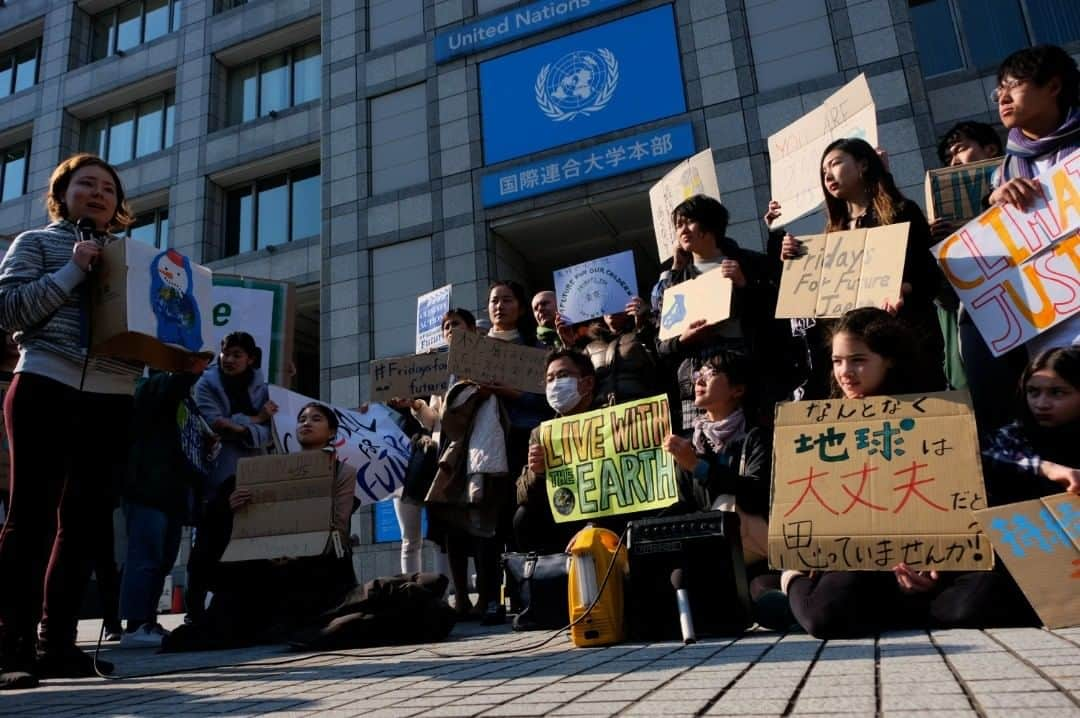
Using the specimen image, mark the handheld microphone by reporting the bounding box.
[75,217,99,271]
[671,568,696,645]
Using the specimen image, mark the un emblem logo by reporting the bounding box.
[535,48,619,122]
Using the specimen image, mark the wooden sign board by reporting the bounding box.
[775,223,908,318]
[369,351,449,402]
[769,391,994,571]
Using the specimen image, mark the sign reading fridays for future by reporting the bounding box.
[767,74,878,223]
[269,386,411,505]
[932,149,1080,357]
[540,395,678,523]
[553,250,638,324]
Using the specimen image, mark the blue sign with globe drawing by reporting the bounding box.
[479,5,685,164]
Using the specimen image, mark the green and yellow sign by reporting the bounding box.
[540,395,679,523]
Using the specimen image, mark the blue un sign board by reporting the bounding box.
[478,5,686,165]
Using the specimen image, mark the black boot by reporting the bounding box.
[35,645,113,679]
[0,635,39,690]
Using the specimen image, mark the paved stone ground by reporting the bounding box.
[1,615,1078,717]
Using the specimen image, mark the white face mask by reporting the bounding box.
[546,377,581,414]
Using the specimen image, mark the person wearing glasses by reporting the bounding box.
[988,45,1080,359]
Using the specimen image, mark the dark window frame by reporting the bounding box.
[126,207,169,248]
[224,163,320,257]
[0,38,41,99]
[82,91,176,165]
[90,0,184,62]
[226,39,321,127]
[0,141,30,203]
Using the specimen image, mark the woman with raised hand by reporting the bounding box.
[0,154,141,688]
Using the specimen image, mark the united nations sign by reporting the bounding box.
[479,5,685,164]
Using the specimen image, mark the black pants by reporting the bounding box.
[185,477,235,620]
[0,372,132,657]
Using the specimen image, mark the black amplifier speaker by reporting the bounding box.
[626,510,752,640]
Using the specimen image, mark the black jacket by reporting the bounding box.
[677,425,771,518]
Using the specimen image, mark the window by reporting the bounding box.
[0,142,29,203]
[224,164,320,256]
[217,0,250,11]
[747,0,837,92]
[91,0,183,61]
[371,85,428,195]
[0,39,39,99]
[82,93,176,164]
[127,208,169,248]
[909,0,1080,77]
[226,40,321,126]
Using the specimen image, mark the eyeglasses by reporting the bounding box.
[991,78,1025,104]
[692,369,717,386]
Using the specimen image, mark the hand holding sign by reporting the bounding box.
[657,272,734,341]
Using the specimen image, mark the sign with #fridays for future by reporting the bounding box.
[540,395,679,523]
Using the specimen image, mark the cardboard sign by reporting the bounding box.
[554,250,638,324]
[222,451,335,562]
[211,276,296,386]
[657,270,733,340]
[446,330,547,394]
[416,285,452,354]
[974,494,1080,629]
[924,157,1000,223]
[775,223,909,318]
[540,395,678,523]
[369,351,450,402]
[91,239,214,371]
[269,386,411,505]
[767,74,878,223]
[649,149,722,263]
[933,150,1080,357]
[769,391,993,571]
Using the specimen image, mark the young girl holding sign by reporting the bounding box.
[767,138,947,400]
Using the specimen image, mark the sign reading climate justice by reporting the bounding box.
[479,5,685,164]
[541,395,678,523]
[481,122,695,207]
[932,149,1080,357]
[434,0,636,63]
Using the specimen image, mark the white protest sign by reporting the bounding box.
[416,284,452,353]
[657,271,733,341]
[932,150,1080,356]
[768,74,878,223]
[553,250,638,324]
[649,149,721,264]
[269,385,411,505]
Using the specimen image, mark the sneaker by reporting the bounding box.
[35,646,113,678]
[118,624,169,649]
[103,624,123,642]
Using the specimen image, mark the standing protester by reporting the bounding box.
[988,45,1080,357]
[578,297,659,404]
[187,332,276,624]
[0,154,142,689]
[532,291,562,349]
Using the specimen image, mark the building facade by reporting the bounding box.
[0,0,1077,579]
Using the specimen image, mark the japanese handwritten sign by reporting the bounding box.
[481,122,696,208]
[775,224,909,318]
[369,351,449,402]
[649,149,722,264]
[446,330,547,394]
[932,149,1080,357]
[540,395,678,523]
[767,74,878,223]
[769,391,993,571]
[974,494,1080,629]
[924,157,1000,223]
[657,269,733,341]
[554,250,638,324]
[416,284,452,353]
[269,386,411,505]
[223,451,336,562]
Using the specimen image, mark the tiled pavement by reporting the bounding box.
[1,615,1078,717]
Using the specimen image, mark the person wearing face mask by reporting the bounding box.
[0,154,143,688]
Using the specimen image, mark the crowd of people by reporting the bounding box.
[0,44,1078,690]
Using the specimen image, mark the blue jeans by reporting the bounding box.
[119,501,183,626]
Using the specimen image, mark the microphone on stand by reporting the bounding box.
[75,217,99,271]
[671,568,696,645]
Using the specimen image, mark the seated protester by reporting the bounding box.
[662,350,770,567]
[891,346,1080,630]
[163,403,358,651]
[578,297,660,404]
[751,308,938,638]
[119,354,215,649]
[989,45,1080,358]
[652,195,781,433]
[930,122,1024,430]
